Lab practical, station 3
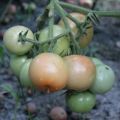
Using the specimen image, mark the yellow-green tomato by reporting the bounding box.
[20,59,33,88]
[90,64,115,94]
[3,25,34,55]
[10,55,27,76]
[38,25,70,56]
[66,91,96,113]
[90,57,103,66]
[59,13,94,48]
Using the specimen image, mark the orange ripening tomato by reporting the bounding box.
[59,13,94,48]
[29,53,68,92]
[64,55,96,91]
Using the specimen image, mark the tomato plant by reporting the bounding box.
[38,25,70,56]
[90,64,115,94]
[29,53,68,92]
[64,55,96,91]
[10,55,27,76]
[20,59,33,88]
[66,91,96,113]
[59,13,94,48]
[3,25,34,55]
[2,0,118,115]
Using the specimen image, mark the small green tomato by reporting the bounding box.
[38,25,70,56]
[10,55,27,76]
[66,91,96,113]
[19,59,33,88]
[90,57,103,66]
[90,64,115,94]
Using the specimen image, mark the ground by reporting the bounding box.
[0,0,120,120]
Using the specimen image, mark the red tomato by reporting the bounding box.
[29,53,68,92]
[64,55,96,91]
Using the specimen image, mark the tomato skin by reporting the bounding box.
[10,55,27,76]
[90,64,115,94]
[64,55,96,91]
[38,25,70,56]
[20,59,33,88]
[59,13,94,48]
[90,57,103,66]
[66,91,96,113]
[3,25,34,55]
[29,53,68,92]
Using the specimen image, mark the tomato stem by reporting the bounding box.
[48,0,55,52]
[22,31,69,45]
[54,0,81,54]
[59,1,120,17]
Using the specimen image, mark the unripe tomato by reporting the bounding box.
[38,25,70,56]
[20,59,33,88]
[64,55,96,91]
[3,25,34,55]
[90,57,103,66]
[10,55,27,76]
[29,53,68,92]
[90,64,115,94]
[66,91,96,113]
[59,13,94,48]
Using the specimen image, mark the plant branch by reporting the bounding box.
[54,0,81,54]
[37,7,49,30]
[48,0,55,51]
[65,12,81,26]
[59,1,120,17]
[20,31,69,45]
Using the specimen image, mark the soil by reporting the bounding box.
[0,1,120,120]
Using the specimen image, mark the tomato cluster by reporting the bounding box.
[3,13,115,113]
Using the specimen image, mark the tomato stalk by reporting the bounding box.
[59,1,120,17]
[54,0,81,54]
[37,7,49,30]
[48,0,55,52]
[19,31,69,45]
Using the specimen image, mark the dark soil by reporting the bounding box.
[0,1,120,120]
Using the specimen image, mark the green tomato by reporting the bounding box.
[66,91,96,113]
[10,55,27,76]
[19,59,33,88]
[90,64,115,94]
[38,25,70,56]
[90,57,103,66]
[3,25,34,55]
